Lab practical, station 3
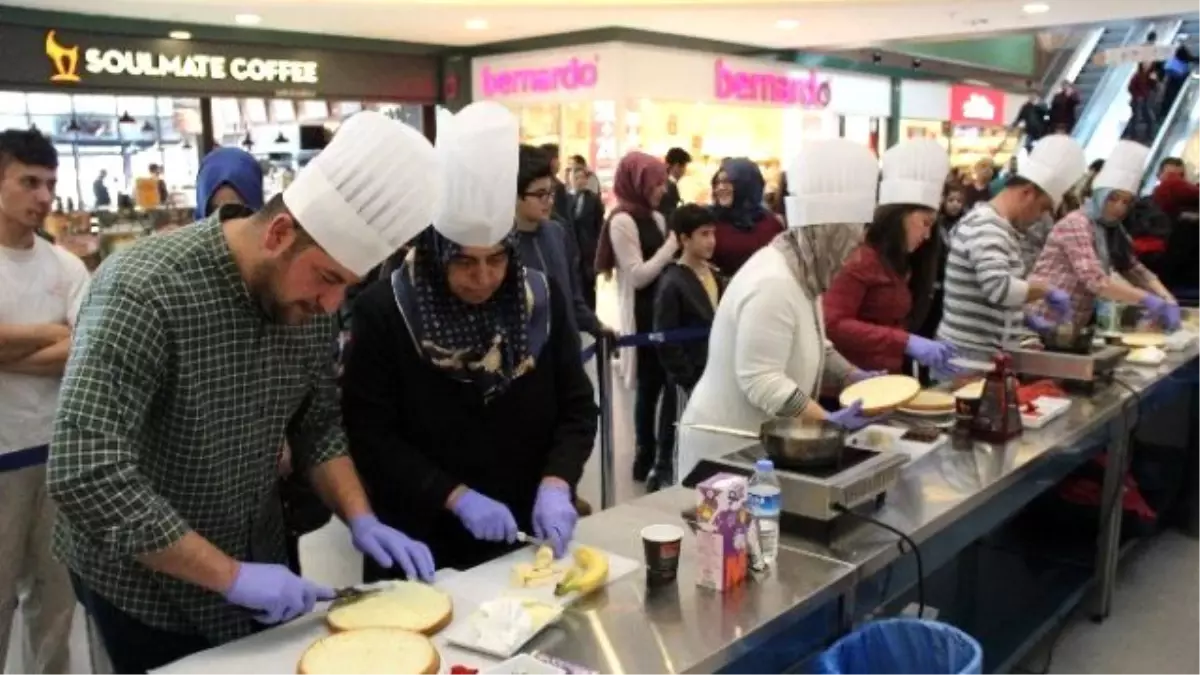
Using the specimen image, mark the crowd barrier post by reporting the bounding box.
[595,335,617,510]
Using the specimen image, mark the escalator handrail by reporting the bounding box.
[1141,74,1200,190]
[1045,26,1107,95]
[1071,21,1153,145]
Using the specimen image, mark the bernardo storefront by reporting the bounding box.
[0,21,438,211]
[471,42,892,204]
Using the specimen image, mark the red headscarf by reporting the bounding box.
[596,151,669,276]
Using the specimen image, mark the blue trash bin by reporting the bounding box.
[816,618,982,674]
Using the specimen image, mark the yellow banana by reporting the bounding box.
[554,546,609,597]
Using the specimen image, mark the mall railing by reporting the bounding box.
[1081,18,1185,162]
[582,327,710,509]
[1142,74,1200,190]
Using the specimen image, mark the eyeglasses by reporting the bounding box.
[523,190,555,201]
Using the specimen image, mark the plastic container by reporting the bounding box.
[747,459,781,568]
[815,618,982,674]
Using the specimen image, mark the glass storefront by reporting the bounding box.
[0,90,425,213]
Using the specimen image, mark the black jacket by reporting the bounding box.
[569,190,605,286]
[551,179,572,226]
[658,180,682,221]
[341,276,597,575]
[653,263,725,390]
[1013,101,1048,138]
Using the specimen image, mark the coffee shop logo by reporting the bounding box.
[42,29,320,86]
[714,59,832,108]
[480,56,598,97]
[45,30,82,83]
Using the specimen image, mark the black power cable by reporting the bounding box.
[833,504,926,621]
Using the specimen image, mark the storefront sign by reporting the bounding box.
[0,24,438,101]
[713,59,832,108]
[479,56,598,97]
[949,84,1006,126]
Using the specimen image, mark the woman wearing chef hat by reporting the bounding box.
[676,139,886,482]
[824,138,959,376]
[1027,140,1180,331]
[341,102,598,576]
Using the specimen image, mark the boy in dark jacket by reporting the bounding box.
[653,204,726,395]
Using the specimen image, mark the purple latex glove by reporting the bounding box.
[532,483,578,559]
[451,490,519,544]
[1162,303,1181,331]
[826,399,883,432]
[846,369,887,385]
[905,335,956,372]
[1139,295,1180,330]
[1045,288,1071,318]
[223,562,334,624]
[1025,313,1055,334]
[349,514,436,582]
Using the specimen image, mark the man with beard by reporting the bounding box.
[47,112,440,673]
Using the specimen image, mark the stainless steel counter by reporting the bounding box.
[529,505,856,674]
[546,346,1197,673]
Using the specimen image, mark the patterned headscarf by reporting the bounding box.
[393,227,534,400]
[771,224,865,299]
[1086,188,1134,274]
[710,157,768,232]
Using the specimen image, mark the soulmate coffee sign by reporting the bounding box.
[0,24,438,101]
[478,56,599,98]
[713,59,832,108]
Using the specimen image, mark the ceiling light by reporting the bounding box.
[464,18,488,30]
[1022,3,1050,14]
[168,30,192,40]
[234,13,262,26]
[774,19,800,30]
[118,111,136,127]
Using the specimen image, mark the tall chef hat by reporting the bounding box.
[1092,140,1150,195]
[878,138,950,210]
[281,111,439,277]
[432,101,520,247]
[1017,134,1085,208]
[785,138,879,227]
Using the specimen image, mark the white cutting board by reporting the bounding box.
[846,424,948,463]
[153,547,639,675]
[1021,396,1072,429]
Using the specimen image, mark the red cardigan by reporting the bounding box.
[822,244,912,373]
[711,214,785,276]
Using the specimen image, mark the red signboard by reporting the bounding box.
[949,85,1006,126]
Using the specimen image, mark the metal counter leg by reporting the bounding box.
[1092,398,1132,622]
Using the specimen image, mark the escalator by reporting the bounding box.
[1071,21,1142,112]
[1142,74,1199,190]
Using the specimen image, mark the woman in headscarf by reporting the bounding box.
[1027,141,1180,332]
[676,139,885,482]
[824,139,957,376]
[708,158,785,275]
[341,103,597,576]
[195,146,264,220]
[595,151,678,489]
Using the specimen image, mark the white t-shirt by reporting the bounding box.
[0,238,91,455]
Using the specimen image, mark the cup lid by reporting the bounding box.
[641,524,684,542]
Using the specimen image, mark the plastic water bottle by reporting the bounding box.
[747,459,782,568]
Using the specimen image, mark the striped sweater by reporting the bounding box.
[937,204,1030,353]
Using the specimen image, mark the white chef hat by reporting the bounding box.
[282,111,439,277]
[878,139,950,211]
[432,101,520,247]
[785,138,879,227]
[1017,134,1085,207]
[1092,140,1150,195]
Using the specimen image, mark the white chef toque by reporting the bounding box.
[1092,140,1151,195]
[432,101,520,247]
[785,138,879,227]
[878,138,950,210]
[1016,134,1085,207]
[282,110,439,277]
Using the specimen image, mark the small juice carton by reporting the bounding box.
[694,473,750,591]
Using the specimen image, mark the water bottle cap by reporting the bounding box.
[755,459,774,471]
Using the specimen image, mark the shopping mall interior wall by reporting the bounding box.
[889,34,1037,76]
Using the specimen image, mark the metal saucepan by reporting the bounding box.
[684,417,847,469]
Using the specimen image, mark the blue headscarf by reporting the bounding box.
[195,147,264,220]
[1085,187,1134,273]
[710,157,768,232]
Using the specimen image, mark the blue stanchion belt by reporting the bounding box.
[580,326,711,364]
[0,444,49,474]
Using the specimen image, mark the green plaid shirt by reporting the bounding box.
[48,217,346,644]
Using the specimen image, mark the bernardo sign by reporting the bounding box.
[46,30,319,85]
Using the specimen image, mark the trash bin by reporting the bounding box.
[815,618,982,674]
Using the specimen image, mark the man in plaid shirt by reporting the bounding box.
[47,112,440,673]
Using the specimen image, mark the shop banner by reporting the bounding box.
[0,24,438,101]
[713,58,832,108]
[471,48,612,103]
[949,84,1006,126]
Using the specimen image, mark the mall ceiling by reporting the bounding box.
[3,0,1196,48]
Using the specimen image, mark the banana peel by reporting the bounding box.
[553,546,609,597]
